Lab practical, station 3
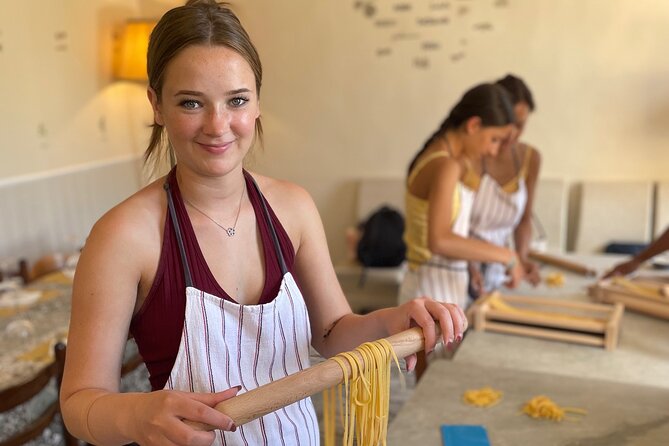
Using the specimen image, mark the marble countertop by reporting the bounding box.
[389,253,669,444]
[388,361,669,446]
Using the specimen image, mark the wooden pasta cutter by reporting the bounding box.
[470,292,623,351]
[589,276,669,320]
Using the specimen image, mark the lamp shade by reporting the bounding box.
[114,20,156,81]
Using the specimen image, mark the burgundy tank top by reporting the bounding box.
[130,168,296,390]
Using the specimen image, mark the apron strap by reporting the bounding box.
[246,171,289,276]
[163,179,194,288]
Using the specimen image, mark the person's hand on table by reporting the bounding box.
[468,262,483,299]
[383,297,468,372]
[128,387,240,446]
[504,256,525,288]
[522,259,541,286]
[602,258,641,279]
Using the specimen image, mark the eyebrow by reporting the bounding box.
[174,88,252,97]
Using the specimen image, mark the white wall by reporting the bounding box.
[1,0,668,262]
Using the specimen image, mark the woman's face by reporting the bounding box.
[513,101,531,138]
[148,45,260,177]
[464,118,513,158]
[497,101,531,152]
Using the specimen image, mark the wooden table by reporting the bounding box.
[388,253,669,444]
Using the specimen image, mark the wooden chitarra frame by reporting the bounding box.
[470,293,624,351]
[589,277,669,320]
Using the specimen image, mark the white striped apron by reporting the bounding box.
[470,173,527,292]
[163,176,319,446]
[399,184,475,309]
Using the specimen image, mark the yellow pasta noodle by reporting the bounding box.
[611,277,668,300]
[545,272,565,287]
[488,294,603,323]
[462,386,503,407]
[522,395,586,421]
[323,339,403,446]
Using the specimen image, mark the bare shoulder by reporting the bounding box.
[250,172,314,213]
[84,177,166,259]
[246,172,319,247]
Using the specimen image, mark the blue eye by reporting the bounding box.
[230,96,249,107]
[180,99,201,110]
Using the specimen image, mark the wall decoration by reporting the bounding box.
[416,16,450,26]
[413,57,430,69]
[391,32,421,41]
[429,2,450,10]
[422,41,441,51]
[375,19,397,27]
[54,31,68,52]
[473,22,493,31]
[393,3,412,12]
[349,0,510,69]
[450,51,465,62]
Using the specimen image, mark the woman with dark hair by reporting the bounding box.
[59,1,466,445]
[399,83,524,311]
[469,74,542,294]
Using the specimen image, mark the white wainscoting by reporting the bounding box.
[0,156,143,262]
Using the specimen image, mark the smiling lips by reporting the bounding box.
[198,140,235,154]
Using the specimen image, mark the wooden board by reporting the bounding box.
[470,293,623,350]
[589,276,669,320]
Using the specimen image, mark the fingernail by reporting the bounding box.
[230,423,237,432]
[234,385,242,391]
[456,335,462,343]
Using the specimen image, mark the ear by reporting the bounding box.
[464,116,482,134]
[147,87,164,126]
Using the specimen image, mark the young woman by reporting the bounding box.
[399,83,524,310]
[59,2,466,445]
[469,74,542,293]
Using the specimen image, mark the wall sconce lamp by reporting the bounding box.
[113,19,156,82]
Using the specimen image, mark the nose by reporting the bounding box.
[203,106,230,136]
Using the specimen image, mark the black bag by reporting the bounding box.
[356,206,406,267]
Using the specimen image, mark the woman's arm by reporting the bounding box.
[513,148,542,285]
[603,226,669,278]
[60,196,235,445]
[284,183,466,367]
[427,159,523,285]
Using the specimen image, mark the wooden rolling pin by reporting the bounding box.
[529,250,597,277]
[188,327,431,431]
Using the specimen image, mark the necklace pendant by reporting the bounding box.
[226,227,236,237]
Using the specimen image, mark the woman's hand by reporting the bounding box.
[603,258,641,279]
[383,297,468,372]
[522,259,541,286]
[505,256,525,289]
[128,387,240,446]
[468,262,483,299]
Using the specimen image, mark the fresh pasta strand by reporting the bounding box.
[488,294,604,322]
[611,277,668,300]
[462,387,503,407]
[522,395,586,421]
[323,338,403,446]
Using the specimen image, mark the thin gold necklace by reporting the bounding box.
[184,183,246,237]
